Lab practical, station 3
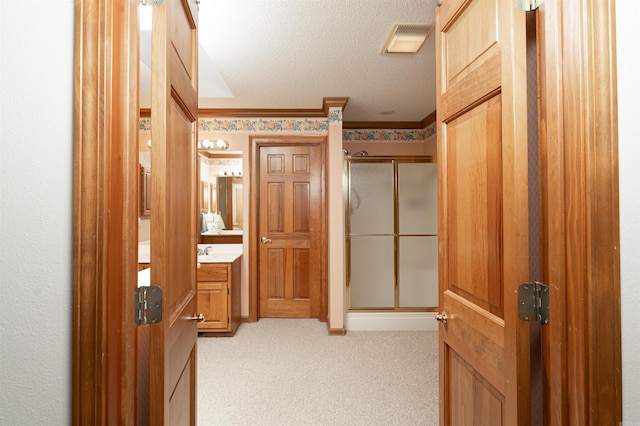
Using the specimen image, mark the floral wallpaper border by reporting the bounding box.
[342,122,436,142]
[140,118,437,142]
[140,118,151,132]
[200,118,329,133]
[329,107,342,123]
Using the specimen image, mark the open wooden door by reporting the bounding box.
[436,0,531,424]
[149,0,199,424]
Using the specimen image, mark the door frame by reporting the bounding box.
[248,136,328,322]
[72,0,139,424]
[537,0,621,423]
[71,0,621,423]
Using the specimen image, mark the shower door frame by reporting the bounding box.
[345,155,438,312]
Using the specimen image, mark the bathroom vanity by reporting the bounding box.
[137,243,242,337]
[197,252,242,336]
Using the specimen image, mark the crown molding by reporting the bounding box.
[322,97,350,115]
[343,110,436,130]
[197,97,349,118]
[141,102,436,131]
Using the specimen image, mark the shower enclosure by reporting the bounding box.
[346,156,438,311]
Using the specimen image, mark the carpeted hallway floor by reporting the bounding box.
[197,318,439,425]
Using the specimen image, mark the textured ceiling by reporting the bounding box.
[143,0,438,123]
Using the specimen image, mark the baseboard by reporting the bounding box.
[327,325,346,336]
[345,312,438,331]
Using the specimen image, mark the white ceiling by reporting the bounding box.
[142,0,438,123]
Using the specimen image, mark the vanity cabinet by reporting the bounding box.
[200,233,243,244]
[197,256,241,336]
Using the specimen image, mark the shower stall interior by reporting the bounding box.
[345,156,438,311]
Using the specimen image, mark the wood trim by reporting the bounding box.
[538,2,568,424]
[72,3,106,422]
[199,152,243,159]
[343,120,425,130]
[248,136,328,323]
[538,1,621,424]
[342,111,437,130]
[322,97,350,115]
[73,1,138,425]
[199,97,349,118]
[327,327,346,336]
[248,143,259,322]
[153,100,437,131]
[198,107,327,118]
[420,111,437,128]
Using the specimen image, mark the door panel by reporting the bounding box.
[149,0,199,424]
[437,0,530,424]
[258,141,324,318]
[446,95,503,317]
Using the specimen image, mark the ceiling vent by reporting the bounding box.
[381,23,434,54]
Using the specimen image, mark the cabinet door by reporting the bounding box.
[197,282,229,330]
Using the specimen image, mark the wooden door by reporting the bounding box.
[149,0,199,424]
[436,0,531,424]
[257,140,324,318]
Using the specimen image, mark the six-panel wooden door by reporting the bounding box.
[149,0,200,424]
[436,0,531,424]
[257,139,325,318]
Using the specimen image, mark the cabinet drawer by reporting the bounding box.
[197,263,228,282]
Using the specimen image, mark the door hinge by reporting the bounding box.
[518,282,549,324]
[135,286,163,326]
[515,0,543,11]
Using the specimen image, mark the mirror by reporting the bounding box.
[199,152,243,244]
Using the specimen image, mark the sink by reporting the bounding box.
[196,244,243,263]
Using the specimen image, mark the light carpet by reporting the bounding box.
[197,318,439,425]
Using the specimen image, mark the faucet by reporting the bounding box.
[197,246,214,255]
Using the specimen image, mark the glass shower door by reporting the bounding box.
[347,158,438,311]
[348,161,395,308]
[397,162,438,308]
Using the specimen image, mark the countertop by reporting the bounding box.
[138,243,242,264]
[201,229,243,236]
[138,243,242,287]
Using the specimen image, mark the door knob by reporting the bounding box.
[435,312,448,325]
[261,236,272,244]
[186,313,205,323]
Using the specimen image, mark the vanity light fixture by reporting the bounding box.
[381,23,433,54]
[199,139,229,150]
